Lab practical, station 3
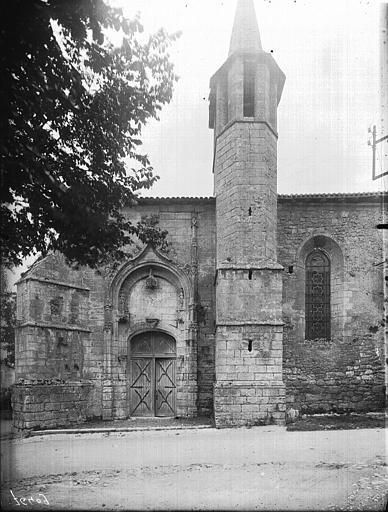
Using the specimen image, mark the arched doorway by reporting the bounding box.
[129,331,176,417]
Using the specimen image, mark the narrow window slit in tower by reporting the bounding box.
[248,207,252,216]
[248,340,253,352]
[243,60,255,117]
[288,265,294,274]
[248,269,253,280]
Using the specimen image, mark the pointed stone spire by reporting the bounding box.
[229,0,262,56]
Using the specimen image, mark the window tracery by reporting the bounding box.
[305,250,330,339]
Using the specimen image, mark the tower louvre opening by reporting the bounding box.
[243,60,255,117]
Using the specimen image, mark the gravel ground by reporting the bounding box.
[2,460,387,511]
[1,426,386,510]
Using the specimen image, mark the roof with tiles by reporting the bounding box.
[279,192,387,200]
[137,192,386,203]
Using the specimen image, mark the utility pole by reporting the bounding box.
[374,2,388,409]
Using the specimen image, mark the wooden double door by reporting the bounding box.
[129,332,176,417]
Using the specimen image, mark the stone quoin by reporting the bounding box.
[12,0,386,430]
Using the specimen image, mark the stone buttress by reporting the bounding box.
[209,0,286,427]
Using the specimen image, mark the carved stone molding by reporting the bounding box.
[145,318,160,328]
[118,314,130,324]
[145,268,158,290]
[103,321,113,333]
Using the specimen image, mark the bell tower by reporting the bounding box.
[209,0,286,427]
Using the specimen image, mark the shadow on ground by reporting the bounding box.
[71,415,213,430]
[287,413,385,431]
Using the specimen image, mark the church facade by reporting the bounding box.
[12,0,386,430]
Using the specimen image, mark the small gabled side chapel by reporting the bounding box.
[12,0,386,430]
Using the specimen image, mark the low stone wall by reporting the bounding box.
[284,335,385,414]
[213,383,286,428]
[12,381,94,431]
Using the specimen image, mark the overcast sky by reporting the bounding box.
[116,0,385,196]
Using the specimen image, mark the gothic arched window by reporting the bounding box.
[305,250,331,340]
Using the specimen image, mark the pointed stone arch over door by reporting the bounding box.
[129,331,176,417]
[105,244,198,420]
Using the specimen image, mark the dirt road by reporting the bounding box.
[1,426,387,510]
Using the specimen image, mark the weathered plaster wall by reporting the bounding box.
[278,195,386,413]
[128,277,178,326]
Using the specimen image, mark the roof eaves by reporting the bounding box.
[137,196,215,203]
[278,192,387,200]
[137,192,386,203]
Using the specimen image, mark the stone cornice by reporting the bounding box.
[15,276,90,291]
[217,264,284,272]
[215,118,278,140]
[216,321,284,327]
[17,322,92,333]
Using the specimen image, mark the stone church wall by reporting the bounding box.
[14,252,105,429]
[12,194,386,430]
[278,195,386,414]
[13,199,217,430]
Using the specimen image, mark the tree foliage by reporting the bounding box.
[1,0,179,269]
[136,215,169,252]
